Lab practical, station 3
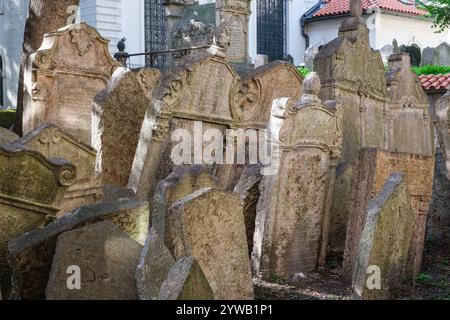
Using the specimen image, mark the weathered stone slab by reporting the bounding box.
[235,61,304,129]
[0,127,19,146]
[433,42,450,66]
[0,142,76,293]
[158,256,214,300]
[166,187,253,300]
[152,165,221,236]
[136,228,175,300]
[128,52,240,201]
[22,23,121,145]
[93,67,160,187]
[344,148,435,278]
[352,173,414,300]
[385,53,432,155]
[253,73,342,278]
[314,9,388,253]
[46,221,142,300]
[8,199,149,300]
[436,88,450,179]
[234,165,262,256]
[18,124,103,216]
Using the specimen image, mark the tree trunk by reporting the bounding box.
[14,0,80,135]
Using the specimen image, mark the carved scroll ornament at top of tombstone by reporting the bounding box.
[232,61,304,129]
[279,76,342,163]
[0,142,76,210]
[32,22,121,77]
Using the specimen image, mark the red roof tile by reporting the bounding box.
[314,0,427,18]
[419,74,450,91]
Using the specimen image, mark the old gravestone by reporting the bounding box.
[314,3,388,253]
[234,165,262,256]
[93,67,160,187]
[433,42,450,66]
[136,228,175,300]
[166,187,254,300]
[0,127,19,146]
[8,198,149,300]
[46,221,142,300]
[352,173,414,300]
[385,53,433,155]
[0,142,76,293]
[344,148,435,278]
[435,87,450,179]
[253,73,342,278]
[129,43,303,201]
[18,124,103,216]
[158,256,214,300]
[22,23,121,145]
[152,165,221,235]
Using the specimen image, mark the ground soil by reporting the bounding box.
[255,238,450,300]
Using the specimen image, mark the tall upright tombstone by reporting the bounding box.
[314,0,388,252]
[253,73,342,279]
[0,142,76,293]
[216,0,253,73]
[385,53,433,155]
[22,23,121,145]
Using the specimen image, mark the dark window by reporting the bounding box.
[257,0,287,61]
[145,0,167,68]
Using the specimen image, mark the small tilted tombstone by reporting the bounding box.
[158,256,214,300]
[351,173,414,300]
[166,187,254,300]
[46,221,142,300]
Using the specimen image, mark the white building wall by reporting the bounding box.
[0,0,28,108]
[374,13,450,49]
[287,0,316,65]
[120,0,145,67]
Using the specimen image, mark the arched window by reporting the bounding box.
[0,55,3,106]
[257,0,287,61]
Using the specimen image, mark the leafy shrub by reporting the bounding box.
[416,273,433,283]
[0,109,17,129]
[297,66,310,77]
[412,65,450,76]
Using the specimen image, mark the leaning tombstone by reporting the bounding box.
[0,142,76,294]
[46,221,142,300]
[344,148,434,279]
[8,199,149,300]
[158,256,214,300]
[234,165,262,256]
[93,67,160,187]
[166,187,254,300]
[152,165,221,235]
[351,173,414,300]
[136,228,175,300]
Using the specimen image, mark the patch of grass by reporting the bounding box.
[416,273,433,284]
[269,274,288,285]
[412,65,450,76]
[0,109,16,129]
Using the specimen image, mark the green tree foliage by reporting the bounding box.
[418,0,450,33]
